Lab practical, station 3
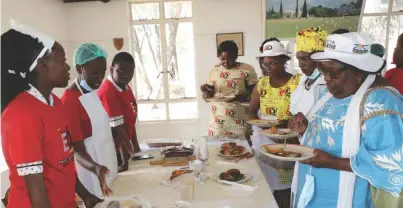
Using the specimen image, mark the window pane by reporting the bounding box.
[364,0,389,13]
[165,22,196,99]
[131,3,160,20]
[169,102,197,120]
[360,16,388,46]
[132,24,165,100]
[138,103,166,121]
[392,0,403,12]
[387,15,403,70]
[164,1,192,19]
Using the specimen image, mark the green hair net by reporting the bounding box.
[73,43,108,66]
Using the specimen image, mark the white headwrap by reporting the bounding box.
[9,19,55,72]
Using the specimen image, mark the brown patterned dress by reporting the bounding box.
[206,63,258,136]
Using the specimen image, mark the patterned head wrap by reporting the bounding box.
[296,26,328,52]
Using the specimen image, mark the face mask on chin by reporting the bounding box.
[307,68,321,80]
[80,78,94,92]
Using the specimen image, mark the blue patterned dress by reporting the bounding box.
[295,87,403,208]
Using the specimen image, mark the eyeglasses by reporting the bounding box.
[317,63,346,80]
[261,60,281,69]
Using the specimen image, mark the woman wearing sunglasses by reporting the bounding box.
[290,32,403,208]
[249,38,301,208]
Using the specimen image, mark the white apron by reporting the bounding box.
[74,80,118,199]
[289,75,326,116]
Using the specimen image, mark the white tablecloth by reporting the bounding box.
[109,142,278,208]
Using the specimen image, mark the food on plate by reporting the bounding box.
[266,126,288,135]
[219,169,245,182]
[264,146,302,158]
[270,126,277,134]
[162,146,194,158]
[169,170,194,181]
[220,142,245,156]
[120,200,137,208]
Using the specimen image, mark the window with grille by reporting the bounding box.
[129,0,197,122]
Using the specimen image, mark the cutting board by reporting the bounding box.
[150,156,196,167]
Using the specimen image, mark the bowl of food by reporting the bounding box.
[259,144,315,162]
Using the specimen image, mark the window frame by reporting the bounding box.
[358,0,403,73]
[261,0,403,74]
[128,0,198,123]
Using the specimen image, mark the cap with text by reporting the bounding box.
[256,41,289,59]
[311,32,385,73]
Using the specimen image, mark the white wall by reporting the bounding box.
[1,0,264,141]
[1,0,68,40]
[62,0,264,141]
[194,0,264,136]
[1,0,69,96]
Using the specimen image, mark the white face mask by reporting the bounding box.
[297,167,315,208]
[307,68,321,80]
[80,78,94,92]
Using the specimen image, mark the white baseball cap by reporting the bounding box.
[256,41,289,59]
[311,32,385,73]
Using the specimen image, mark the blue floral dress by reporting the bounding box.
[295,87,403,208]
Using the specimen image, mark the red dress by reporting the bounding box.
[385,68,403,94]
[1,87,79,208]
[98,76,138,144]
[61,89,92,141]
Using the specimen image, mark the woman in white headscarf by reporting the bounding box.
[290,32,403,208]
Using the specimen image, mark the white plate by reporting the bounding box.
[247,119,277,128]
[217,148,249,157]
[260,129,299,140]
[210,169,252,184]
[239,103,250,108]
[206,96,235,102]
[259,144,315,162]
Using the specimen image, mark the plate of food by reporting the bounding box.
[211,168,251,183]
[161,145,194,159]
[217,142,248,157]
[246,119,277,128]
[206,95,236,102]
[169,170,194,181]
[260,126,299,140]
[260,144,315,162]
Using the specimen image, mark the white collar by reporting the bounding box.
[302,74,326,86]
[26,84,54,106]
[108,75,127,92]
[315,75,326,85]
